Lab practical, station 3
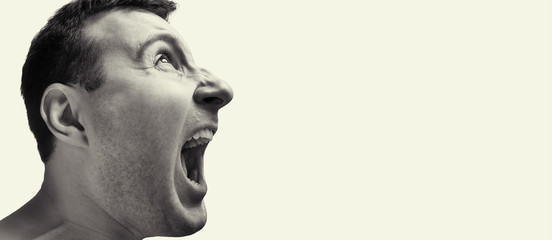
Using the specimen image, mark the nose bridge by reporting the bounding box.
[193,68,233,110]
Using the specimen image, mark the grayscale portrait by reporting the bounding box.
[1,0,550,239]
[0,0,233,239]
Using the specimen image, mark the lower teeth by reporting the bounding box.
[190,170,198,183]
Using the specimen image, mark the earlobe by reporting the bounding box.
[41,84,88,148]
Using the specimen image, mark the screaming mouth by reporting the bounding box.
[181,129,214,184]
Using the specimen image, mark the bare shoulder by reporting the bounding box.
[33,224,71,240]
[0,194,63,240]
[0,216,36,240]
[0,221,18,240]
[0,221,72,240]
[0,218,113,240]
[34,222,111,240]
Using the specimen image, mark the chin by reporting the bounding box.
[152,201,208,237]
[178,208,207,236]
[178,216,207,236]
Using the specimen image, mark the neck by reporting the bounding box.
[0,146,141,240]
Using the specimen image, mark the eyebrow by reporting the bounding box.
[135,33,189,66]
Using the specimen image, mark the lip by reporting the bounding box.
[178,124,217,200]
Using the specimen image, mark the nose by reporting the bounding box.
[193,69,233,110]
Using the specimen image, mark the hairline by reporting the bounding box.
[78,7,178,87]
[30,3,177,161]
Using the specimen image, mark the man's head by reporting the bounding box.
[20,0,232,238]
[21,0,178,161]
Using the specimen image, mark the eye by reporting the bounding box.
[155,53,184,73]
[156,54,173,66]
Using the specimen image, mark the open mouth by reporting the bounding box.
[181,129,214,184]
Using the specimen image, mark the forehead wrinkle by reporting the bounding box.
[84,10,194,68]
[83,9,174,61]
[135,32,191,65]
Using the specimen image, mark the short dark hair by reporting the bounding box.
[21,0,177,161]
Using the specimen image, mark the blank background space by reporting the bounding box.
[0,1,550,239]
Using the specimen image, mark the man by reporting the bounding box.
[0,0,233,239]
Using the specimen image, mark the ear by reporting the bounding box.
[40,83,88,148]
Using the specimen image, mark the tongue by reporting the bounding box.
[181,147,199,182]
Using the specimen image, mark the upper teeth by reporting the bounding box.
[183,129,214,149]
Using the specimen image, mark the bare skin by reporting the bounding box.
[0,8,233,240]
[0,143,138,239]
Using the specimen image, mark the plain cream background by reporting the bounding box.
[1,0,551,239]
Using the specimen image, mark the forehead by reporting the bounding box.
[83,8,190,57]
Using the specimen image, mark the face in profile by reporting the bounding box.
[75,9,233,236]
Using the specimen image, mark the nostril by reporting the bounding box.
[203,97,224,105]
[192,71,233,109]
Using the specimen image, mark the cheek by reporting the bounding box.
[81,82,196,224]
[85,81,194,189]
